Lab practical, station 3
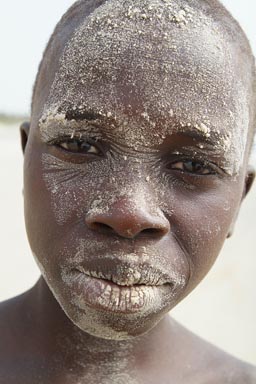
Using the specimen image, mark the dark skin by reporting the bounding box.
[1,1,256,383]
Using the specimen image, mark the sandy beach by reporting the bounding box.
[0,122,255,365]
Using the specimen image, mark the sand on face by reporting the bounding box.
[0,122,255,364]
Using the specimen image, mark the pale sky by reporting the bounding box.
[0,0,255,115]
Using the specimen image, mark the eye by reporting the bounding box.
[57,138,100,155]
[168,160,216,175]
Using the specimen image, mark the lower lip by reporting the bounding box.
[68,271,171,314]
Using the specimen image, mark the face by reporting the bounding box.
[23,0,252,340]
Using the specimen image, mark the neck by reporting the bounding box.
[25,276,178,381]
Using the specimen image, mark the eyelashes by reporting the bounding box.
[48,134,104,158]
[166,159,219,176]
[57,137,101,155]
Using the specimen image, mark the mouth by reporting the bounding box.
[61,262,184,314]
[71,271,170,314]
[74,264,171,287]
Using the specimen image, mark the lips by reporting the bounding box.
[65,270,171,314]
[74,263,172,287]
[60,256,186,315]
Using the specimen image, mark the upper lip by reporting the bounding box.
[74,262,173,287]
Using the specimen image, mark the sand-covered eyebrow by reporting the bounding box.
[55,109,229,149]
[65,109,103,121]
[39,107,233,156]
[169,126,231,149]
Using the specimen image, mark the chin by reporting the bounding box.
[56,284,180,340]
[53,287,170,340]
[69,304,167,341]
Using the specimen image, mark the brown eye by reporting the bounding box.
[169,160,215,175]
[58,139,100,155]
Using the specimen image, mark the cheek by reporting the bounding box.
[41,153,110,225]
[24,150,112,285]
[162,182,243,289]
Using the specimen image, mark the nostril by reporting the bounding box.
[86,205,170,238]
[141,228,165,236]
[89,222,114,233]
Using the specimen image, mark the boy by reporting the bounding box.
[0,0,256,382]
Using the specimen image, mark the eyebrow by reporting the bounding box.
[61,109,227,149]
[65,109,102,121]
[172,125,224,148]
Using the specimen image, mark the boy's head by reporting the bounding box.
[22,0,255,340]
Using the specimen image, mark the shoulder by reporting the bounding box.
[193,335,256,383]
[0,293,39,384]
[0,294,26,360]
[0,295,23,346]
[0,292,31,342]
[171,319,256,384]
[204,351,256,384]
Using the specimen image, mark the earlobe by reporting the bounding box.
[243,166,255,198]
[20,121,30,153]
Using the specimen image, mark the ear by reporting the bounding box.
[243,166,255,197]
[20,121,30,153]
[227,167,255,238]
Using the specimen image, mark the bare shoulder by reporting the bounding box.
[172,320,256,384]
[0,292,43,384]
[206,351,256,384]
[0,294,27,350]
[0,295,23,383]
[205,353,256,384]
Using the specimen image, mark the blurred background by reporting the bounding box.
[0,0,255,365]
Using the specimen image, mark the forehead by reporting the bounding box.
[39,0,250,171]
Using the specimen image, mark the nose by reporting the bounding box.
[85,198,170,239]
